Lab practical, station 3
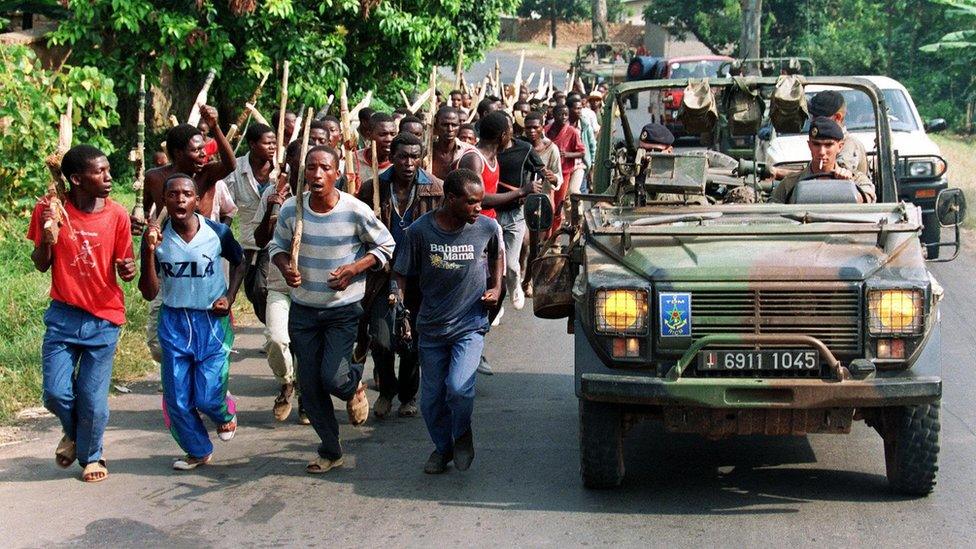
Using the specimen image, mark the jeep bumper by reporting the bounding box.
[579,373,941,408]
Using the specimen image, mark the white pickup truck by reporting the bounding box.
[758,75,949,257]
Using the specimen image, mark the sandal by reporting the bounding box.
[81,459,108,483]
[173,454,212,471]
[55,436,76,469]
[306,456,343,474]
[346,382,369,426]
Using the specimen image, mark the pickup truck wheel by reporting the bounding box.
[883,401,940,496]
[579,399,624,488]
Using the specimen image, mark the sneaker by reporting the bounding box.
[273,383,294,422]
[297,407,311,425]
[512,285,525,310]
[217,417,237,441]
[374,395,393,419]
[454,430,474,471]
[477,356,494,376]
[424,450,453,474]
[491,306,505,327]
[397,399,419,417]
[173,454,212,471]
[346,382,369,426]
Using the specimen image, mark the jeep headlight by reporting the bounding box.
[868,289,924,335]
[595,289,648,334]
[900,156,947,179]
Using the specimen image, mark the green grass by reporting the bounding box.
[0,191,255,422]
[932,134,976,229]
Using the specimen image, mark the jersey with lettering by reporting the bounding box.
[153,214,244,309]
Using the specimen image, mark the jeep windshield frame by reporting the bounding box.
[593,77,898,203]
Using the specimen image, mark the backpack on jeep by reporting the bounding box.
[727,77,765,136]
[770,74,808,134]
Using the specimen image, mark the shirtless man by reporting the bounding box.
[430,107,471,180]
[137,107,235,232]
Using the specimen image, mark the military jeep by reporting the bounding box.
[545,77,967,495]
[571,42,633,89]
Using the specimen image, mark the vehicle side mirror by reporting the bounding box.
[925,118,947,133]
[936,188,966,227]
[524,193,554,232]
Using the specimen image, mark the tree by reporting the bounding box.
[517,0,588,48]
[592,0,609,42]
[47,0,517,134]
[921,0,976,132]
[739,0,761,69]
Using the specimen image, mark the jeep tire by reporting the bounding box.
[882,401,940,496]
[579,399,624,488]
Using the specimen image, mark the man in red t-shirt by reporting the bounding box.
[545,104,585,236]
[27,145,136,483]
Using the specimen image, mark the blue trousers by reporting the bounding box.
[289,302,364,461]
[417,330,485,456]
[41,301,120,466]
[158,306,236,459]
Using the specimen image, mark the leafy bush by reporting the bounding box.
[0,45,120,211]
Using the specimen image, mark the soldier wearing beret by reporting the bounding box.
[635,123,709,205]
[809,90,869,177]
[769,117,876,203]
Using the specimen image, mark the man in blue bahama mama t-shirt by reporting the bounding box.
[393,168,504,475]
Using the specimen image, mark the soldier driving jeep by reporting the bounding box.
[769,117,876,204]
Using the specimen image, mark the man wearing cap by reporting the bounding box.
[770,117,875,204]
[638,122,674,153]
[809,90,869,177]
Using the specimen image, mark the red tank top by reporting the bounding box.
[459,148,499,218]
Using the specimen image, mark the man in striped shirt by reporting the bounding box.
[268,145,395,474]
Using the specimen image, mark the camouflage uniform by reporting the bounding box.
[769,166,876,204]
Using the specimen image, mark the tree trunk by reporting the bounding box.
[739,0,762,74]
[549,0,558,48]
[591,0,609,42]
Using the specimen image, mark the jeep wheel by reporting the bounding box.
[882,401,940,496]
[579,399,624,489]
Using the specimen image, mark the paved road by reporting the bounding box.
[2,52,976,547]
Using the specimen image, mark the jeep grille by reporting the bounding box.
[689,287,863,356]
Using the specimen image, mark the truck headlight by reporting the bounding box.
[899,156,947,179]
[868,289,924,335]
[595,289,648,334]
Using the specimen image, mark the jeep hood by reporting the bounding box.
[586,206,926,282]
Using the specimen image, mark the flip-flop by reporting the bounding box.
[305,456,343,474]
[81,459,108,483]
[55,436,76,469]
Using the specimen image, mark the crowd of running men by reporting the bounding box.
[29,81,609,482]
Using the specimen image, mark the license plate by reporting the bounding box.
[698,349,820,371]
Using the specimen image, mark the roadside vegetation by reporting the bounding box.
[933,134,976,228]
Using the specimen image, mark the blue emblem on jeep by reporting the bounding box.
[659,292,692,337]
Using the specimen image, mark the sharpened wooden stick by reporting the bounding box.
[275,61,290,167]
[168,114,180,127]
[423,67,437,169]
[186,69,217,127]
[400,90,412,110]
[245,103,270,126]
[338,81,359,195]
[454,45,465,91]
[231,73,269,136]
[370,139,380,216]
[131,74,147,224]
[289,107,314,272]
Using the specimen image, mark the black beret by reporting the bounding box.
[809,116,845,141]
[639,123,674,146]
[809,90,845,118]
